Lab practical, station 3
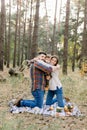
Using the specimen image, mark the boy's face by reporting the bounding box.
[45,57,51,63]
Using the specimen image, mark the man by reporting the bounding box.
[16,52,53,108]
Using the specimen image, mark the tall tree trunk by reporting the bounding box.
[62,0,70,75]
[13,0,18,68]
[21,0,27,63]
[0,0,5,71]
[72,0,80,72]
[45,0,51,54]
[81,0,87,59]
[4,5,7,65]
[31,0,40,58]
[58,0,62,32]
[17,0,21,66]
[44,0,49,48]
[51,0,58,55]
[27,0,32,60]
[7,0,11,68]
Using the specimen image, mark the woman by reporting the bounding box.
[46,55,64,108]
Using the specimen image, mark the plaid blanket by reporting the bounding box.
[8,100,82,117]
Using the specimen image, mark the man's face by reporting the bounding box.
[39,54,46,61]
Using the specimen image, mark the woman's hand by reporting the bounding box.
[52,64,60,71]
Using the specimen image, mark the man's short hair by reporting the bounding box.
[38,51,47,56]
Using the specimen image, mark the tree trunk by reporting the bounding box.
[0,0,5,71]
[58,0,62,32]
[17,0,21,66]
[62,0,70,75]
[51,0,58,55]
[27,0,33,60]
[72,0,80,72]
[7,0,11,68]
[21,0,27,64]
[44,0,49,51]
[4,5,7,65]
[13,0,18,68]
[31,0,40,58]
[81,0,87,59]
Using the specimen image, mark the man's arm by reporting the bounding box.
[34,60,59,73]
[34,61,52,73]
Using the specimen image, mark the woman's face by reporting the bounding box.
[50,57,57,66]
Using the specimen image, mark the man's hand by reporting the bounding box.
[46,75,51,80]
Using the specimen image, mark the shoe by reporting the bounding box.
[64,97,70,102]
[56,106,63,112]
[14,98,23,107]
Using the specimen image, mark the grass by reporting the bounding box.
[0,68,87,130]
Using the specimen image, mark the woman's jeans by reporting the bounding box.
[20,89,44,108]
[46,87,64,107]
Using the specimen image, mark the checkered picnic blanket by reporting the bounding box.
[8,100,82,117]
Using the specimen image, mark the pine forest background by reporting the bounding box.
[0,0,87,74]
[0,1,87,129]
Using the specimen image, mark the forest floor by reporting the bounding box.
[0,67,87,130]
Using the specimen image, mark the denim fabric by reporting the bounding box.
[46,87,64,107]
[20,89,44,108]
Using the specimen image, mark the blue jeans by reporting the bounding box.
[46,87,64,107]
[20,89,44,108]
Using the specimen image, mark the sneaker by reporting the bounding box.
[56,106,63,112]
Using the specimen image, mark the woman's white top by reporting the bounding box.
[49,69,62,90]
[35,60,62,90]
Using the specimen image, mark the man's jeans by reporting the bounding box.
[46,87,64,107]
[20,89,44,108]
